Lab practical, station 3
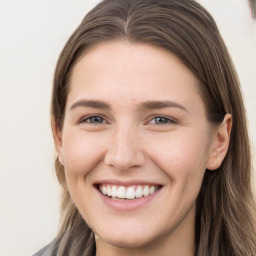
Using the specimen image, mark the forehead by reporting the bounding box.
[67,41,204,113]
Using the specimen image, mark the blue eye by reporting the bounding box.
[150,116,175,125]
[81,116,105,124]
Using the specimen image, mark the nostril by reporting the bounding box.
[104,146,145,169]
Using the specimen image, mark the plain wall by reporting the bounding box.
[0,1,255,256]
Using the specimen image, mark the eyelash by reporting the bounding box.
[147,116,176,125]
[79,115,177,126]
[79,115,106,124]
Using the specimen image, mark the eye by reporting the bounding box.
[80,115,106,124]
[149,116,176,125]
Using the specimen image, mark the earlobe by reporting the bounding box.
[51,119,63,157]
[58,155,64,166]
[206,114,232,170]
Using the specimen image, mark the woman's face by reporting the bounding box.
[57,41,216,251]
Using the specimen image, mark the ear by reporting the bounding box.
[206,114,232,170]
[51,119,64,166]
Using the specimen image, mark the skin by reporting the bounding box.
[55,41,232,256]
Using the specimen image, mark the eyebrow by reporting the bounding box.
[69,99,188,113]
[69,99,111,111]
[138,100,188,113]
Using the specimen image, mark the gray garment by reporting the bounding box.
[32,239,96,256]
[32,241,55,256]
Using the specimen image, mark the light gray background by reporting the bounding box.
[0,0,255,256]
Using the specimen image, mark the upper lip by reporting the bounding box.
[94,179,162,187]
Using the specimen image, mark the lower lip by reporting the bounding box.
[96,187,162,211]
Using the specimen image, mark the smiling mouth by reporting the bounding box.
[97,184,161,200]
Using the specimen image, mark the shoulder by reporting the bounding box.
[32,241,55,256]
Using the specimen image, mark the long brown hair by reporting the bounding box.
[249,0,256,19]
[50,0,256,255]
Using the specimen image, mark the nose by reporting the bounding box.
[104,125,145,170]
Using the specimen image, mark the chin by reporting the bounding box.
[93,221,156,249]
[91,215,161,250]
[98,233,153,249]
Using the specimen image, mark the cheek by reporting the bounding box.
[61,131,106,220]
[147,128,210,184]
[62,131,106,177]
[148,130,210,218]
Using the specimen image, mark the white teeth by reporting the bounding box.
[149,186,155,195]
[99,184,159,200]
[117,186,126,199]
[102,186,107,195]
[143,186,149,197]
[112,185,118,197]
[135,186,143,198]
[107,185,112,197]
[126,186,136,199]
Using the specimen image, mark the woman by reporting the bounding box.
[34,0,256,255]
